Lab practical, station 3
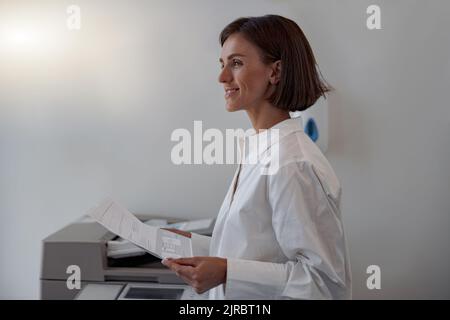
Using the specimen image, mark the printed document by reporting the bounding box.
[88,198,193,259]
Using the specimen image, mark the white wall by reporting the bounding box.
[0,0,449,299]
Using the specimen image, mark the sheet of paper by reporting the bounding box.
[156,229,194,259]
[88,198,193,259]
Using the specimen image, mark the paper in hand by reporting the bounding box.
[88,198,193,259]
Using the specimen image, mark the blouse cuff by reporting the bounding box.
[224,258,286,299]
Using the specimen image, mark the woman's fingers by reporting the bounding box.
[162,259,195,279]
[170,257,199,266]
[174,265,196,280]
[162,259,204,292]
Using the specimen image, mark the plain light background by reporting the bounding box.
[0,0,449,299]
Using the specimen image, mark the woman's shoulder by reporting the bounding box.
[272,131,342,202]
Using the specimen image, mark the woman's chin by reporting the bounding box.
[225,103,242,112]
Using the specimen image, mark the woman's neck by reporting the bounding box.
[245,101,291,132]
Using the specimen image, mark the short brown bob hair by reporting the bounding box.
[220,15,330,112]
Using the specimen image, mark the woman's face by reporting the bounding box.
[218,33,275,112]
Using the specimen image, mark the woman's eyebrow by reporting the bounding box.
[219,53,246,63]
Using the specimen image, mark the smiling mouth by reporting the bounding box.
[225,88,239,98]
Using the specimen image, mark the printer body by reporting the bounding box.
[40,215,214,300]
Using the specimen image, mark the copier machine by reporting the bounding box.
[40,215,214,300]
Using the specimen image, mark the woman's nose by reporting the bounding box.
[218,66,232,84]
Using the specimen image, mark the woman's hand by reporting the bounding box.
[162,257,227,294]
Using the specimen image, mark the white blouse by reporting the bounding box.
[191,117,352,299]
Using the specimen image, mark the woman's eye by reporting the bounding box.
[219,60,242,70]
[232,59,242,67]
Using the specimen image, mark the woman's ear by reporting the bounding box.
[269,60,282,85]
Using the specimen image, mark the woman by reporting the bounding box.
[162,14,351,299]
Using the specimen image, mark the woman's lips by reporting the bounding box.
[225,88,239,98]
